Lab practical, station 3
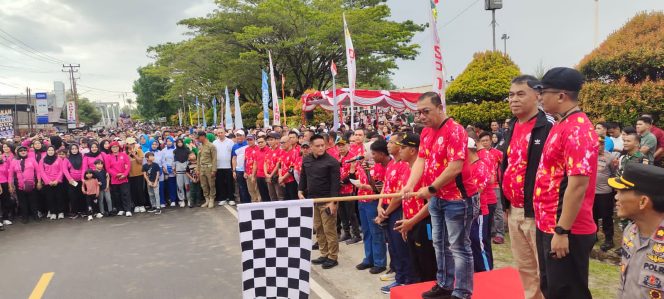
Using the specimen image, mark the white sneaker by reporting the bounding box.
[2,220,12,225]
[46,212,52,219]
[170,202,176,207]
[160,204,166,208]
[117,211,125,216]
[229,200,236,206]
[49,215,56,220]
[126,212,132,217]
[96,213,103,219]
[134,206,140,213]
[218,200,228,206]
[57,213,64,219]
[87,215,93,221]
[179,201,185,208]
[140,206,147,213]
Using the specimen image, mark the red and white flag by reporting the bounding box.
[331,60,337,77]
[343,13,356,129]
[268,51,281,126]
[429,0,446,112]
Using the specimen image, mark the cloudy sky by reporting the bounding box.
[0,0,662,103]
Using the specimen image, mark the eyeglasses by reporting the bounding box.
[279,141,286,144]
[416,105,441,116]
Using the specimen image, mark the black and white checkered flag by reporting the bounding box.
[238,199,314,299]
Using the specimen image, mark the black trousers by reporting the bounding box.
[17,189,39,220]
[338,195,361,237]
[407,217,437,282]
[0,182,15,220]
[283,181,299,200]
[536,229,595,299]
[215,168,234,202]
[111,183,132,212]
[43,184,66,215]
[67,181,84,214]
[129,176,146,207]
[593,192,615,241]
[256,177,271,202]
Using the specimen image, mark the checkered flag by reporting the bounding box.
[238,199,314,299]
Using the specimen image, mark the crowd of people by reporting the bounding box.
[1,67,663,299]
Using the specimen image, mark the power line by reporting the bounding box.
[0,64,60,74]
[76,83,131,94]
[441,0,481,29]
[0,28,66,64]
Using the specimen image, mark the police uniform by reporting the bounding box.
[609,163,664,299]
[197,139,217,208]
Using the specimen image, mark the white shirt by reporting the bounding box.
[611,135,624,152]
[213,138,234,169]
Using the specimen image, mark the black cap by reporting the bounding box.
[395,132,420,148]
[609,163,664,196]
[535,67,585,92]
[267,132,280,139]
[196,131,207,137]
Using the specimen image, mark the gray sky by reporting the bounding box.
[0,0,662,102]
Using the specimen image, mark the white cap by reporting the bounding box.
[236,130,245,136]
[467,137,477,149]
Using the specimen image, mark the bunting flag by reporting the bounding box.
[202,103,207,128]
[213,96,218,127]
[261,69,271,128]
[429,0,446,112]
[268,51,281,126]
[343,13,357,129]
[331,60,339,131]
[195,96,200,127]
[225,87,233,129]
[234,89,244,129]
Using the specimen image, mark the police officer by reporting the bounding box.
[197,131,217,209]
[610,163,664,299]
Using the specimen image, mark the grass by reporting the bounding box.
[492,235,620,299]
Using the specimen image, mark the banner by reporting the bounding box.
[268,51,281,126]
[188,104,193,126]
[225,87,233,129]
[35,92,49,124]
[343,13,356,129]
[213,96,218,127]
[234,89,243,129]
[429,0,447,112]
[261,70,271,128]
[238,199,314,299]
[202,103,207,128]
[331,60,339,131]
[195,96,200,127]
[66,101,76,129]
[0,110,14,138]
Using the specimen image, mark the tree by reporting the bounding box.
[132,65,176,120]
[76,97,101,126]
[578,12,664,84]
[445,51,521,104]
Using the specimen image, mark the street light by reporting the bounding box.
[501,33,510,55]
[485,0,503,51]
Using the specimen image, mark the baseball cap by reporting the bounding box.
[335,137,348,145]
[467,137,477,149]
[236,130,245,136]
[301,141,310,148]
[247,134,256,140]
[267,132,280,139]
[125,137,136,144]
[609,163,664,196]
[395,132,420,148]
[110,141,120,148]
[532,67,585,92]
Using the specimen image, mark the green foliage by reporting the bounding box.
[132,65,176,120]
[445,51,521,104]
[240,102,262,128]
[447,101,512,127]
[578,12,664,84]
[579,80,664,127]
[76,98,102,127]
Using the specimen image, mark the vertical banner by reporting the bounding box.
[281,74,287,123]
[188,104,193,126]
[234,89,244,129]
[0,109,14,138]
[261,70,271,128]
[66,101,77,129]
[178,108,182,127]
[35,92,49,124]
[225,87,233,130]
[268,51,281,126]
[213,96,218,127]
[331,60,339,131]
[429,0,447,112]
[202,103,207,128]
[343,13,356,130]
[195,96,200,127]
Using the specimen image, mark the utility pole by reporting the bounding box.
[62,64,80,129]
[501,33,510,55]
[26,87,32,134]
[485,0,503,52]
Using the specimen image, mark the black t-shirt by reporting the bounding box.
[93,169,108,190]
[142,162,161,182]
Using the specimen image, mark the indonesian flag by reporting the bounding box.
[429,0,446,112]
[331,60,337,77]
[268,50,281,126]
[343,13,356,129]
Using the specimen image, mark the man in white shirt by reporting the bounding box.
[213,128,236,206]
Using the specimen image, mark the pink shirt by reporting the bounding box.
[104,152,130,185]
[0,153,14,184]
[8,157,39,191]
[38,157,66,184]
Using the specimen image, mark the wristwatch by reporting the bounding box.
[554,226,571,235]
[428,185,437,194]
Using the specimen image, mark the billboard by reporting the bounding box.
[66,101,77,129]
[0,110,13,138]
[35,92,49,124]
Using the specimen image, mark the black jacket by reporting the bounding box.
[500,110,554,218]
[299,152,340,199]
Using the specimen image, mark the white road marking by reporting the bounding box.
[223,205,334,299]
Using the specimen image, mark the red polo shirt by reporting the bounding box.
[265,147,281,175]
[382,160,409,206]
[534,111,598,234]
[401,166,424,220]
[502,117,536,208]
[471,158,490,216]
[245,145,257,175]
[356,161,387,202]
[478,148,502,205]
[278,147,298,184]
[254,147,268,178]
[418,118,475,200]
[339,152,354,195]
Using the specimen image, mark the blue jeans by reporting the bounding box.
[428,195,477,299]
[358,201,386,267]
[384,206,417,284]
[235,171,251,204]
[167,176,177,202]
[159,180,166,205]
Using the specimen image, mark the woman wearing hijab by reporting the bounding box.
[139,134,152,154]
[162,137,177,207]
[99,140,111,155]
[105,141,132,216]
[82,142,106,173]
[38,146,67,220]
[173,138,190,208]
[8,146,40,223]
[29,139,48,217]
[62,144,85,218]
[0,142,15,228]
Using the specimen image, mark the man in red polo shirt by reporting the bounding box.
[533,67,598,299]
[401,92,476,299]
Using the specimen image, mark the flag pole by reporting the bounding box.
[281,74,286,126]
[309,193,412,204]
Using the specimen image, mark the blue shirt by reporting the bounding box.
[604,136,614,152]
[231,141,248,172]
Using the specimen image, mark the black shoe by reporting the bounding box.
[369,266,386,274]
[600,241,614,252]
[0,225,4,231]
[346,236,362,245]
[338,232,351,243]
[422,284,453,299]
[322,259,338,269]
[356,262,373,270]
[312,256,330,265]
[312,243,319,250]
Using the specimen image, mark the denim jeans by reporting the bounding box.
[358,201,386,267]
[235,171,251,204]
[428,195,477,299]
[384,205,416,284]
